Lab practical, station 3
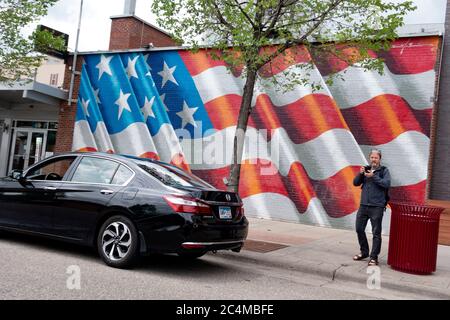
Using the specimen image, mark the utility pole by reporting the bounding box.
[68,0,84,106]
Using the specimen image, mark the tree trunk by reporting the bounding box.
[227,67,258,193]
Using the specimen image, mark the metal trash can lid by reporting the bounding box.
[389,202,444,219]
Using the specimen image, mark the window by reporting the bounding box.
[71,157,119,184]
[50,73,59,86]
[26,157,76,181]
[111,165,133,185]
[136,160,212,188]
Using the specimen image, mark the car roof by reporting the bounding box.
[56,152,176,168]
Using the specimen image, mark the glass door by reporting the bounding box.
[8,129,47,173]
[28,132,46,167]
[10,130,29,172]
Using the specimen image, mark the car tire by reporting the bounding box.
[177,251,207,260]
[97,215,139,269]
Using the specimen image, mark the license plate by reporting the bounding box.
[219,206,232,220]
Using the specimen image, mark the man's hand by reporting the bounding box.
[360,167,365,174]
[365,170,374,178]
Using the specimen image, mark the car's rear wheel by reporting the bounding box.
[97,215,139,269]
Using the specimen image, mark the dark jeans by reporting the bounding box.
[355,205,384,260]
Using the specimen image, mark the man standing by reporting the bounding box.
[353,149,391,266]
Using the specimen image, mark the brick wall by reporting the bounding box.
[54,56,82,154]
[109,16,176,50]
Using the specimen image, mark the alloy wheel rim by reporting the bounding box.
[102,222,132,261]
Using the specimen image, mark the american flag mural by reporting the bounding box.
[73,36,440,231]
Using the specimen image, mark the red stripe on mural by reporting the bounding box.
[340,94,433,145]
[205,93,349,144]
[180,46,311,79]
[312,46,378,76]
[313,36,439,76]
[252,94,349,143]
[181,37,438,78]
[258,45,312,78]
[194,163,361,217]
[170,153,191,173]
[390,180,427,205]
[203,94,246,130]
[311,166,362,218]
[139,152,159,160]
[193,160,315,214]
[179,50,244,77]
[378,37,440,75]
[195,163,427,218]
[75,147,98,153]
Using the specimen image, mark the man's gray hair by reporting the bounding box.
[369,149,382,159]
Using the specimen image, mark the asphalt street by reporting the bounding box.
[0,230,375,300]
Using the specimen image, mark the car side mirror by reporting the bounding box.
[9,169,24,181]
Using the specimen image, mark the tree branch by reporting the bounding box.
[210,1,235,30]
[262,1,284,36]
[257,0,345,69]
[231,0,257,30]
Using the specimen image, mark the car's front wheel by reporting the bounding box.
[97,215,139,269]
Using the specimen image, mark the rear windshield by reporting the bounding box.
[135,160,213,189]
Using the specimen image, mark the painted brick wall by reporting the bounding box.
[71,36,442,233]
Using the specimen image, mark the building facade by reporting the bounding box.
[0,56,67,177]
[5,8,449,243]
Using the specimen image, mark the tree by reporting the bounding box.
[0,0,65,83]
[152,0,416,193]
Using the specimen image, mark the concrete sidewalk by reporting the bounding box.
[242,216,450,300]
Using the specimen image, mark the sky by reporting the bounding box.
[23,0,448,52]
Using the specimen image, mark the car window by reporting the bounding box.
[136,161,212,188]
[160,163,214,188]
[111,165,133,185]
[71,157,119,184]
[26,157,76,181]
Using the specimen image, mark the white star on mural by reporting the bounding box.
[144,54,152,77]
[96,55,113,80]
[160,93,169,112]
[94,89,101,104]
[141,96,156,121]
[126,56,139,79]
[115,90,132,120]
[177,101,198,129]
[158,61,178,88]
[81,98,90,118]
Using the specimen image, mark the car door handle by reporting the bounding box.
[44,187,57,191]
[100,189,115,195]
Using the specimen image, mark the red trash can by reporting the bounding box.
[388,202,444,274]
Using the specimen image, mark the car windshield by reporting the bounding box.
[134,160,213,189]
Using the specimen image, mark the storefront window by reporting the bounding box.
[14,121,48,129]
[7,121,59,173]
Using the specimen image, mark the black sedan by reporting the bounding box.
[0,152,248,268]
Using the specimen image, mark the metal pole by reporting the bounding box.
[68,0,84,106]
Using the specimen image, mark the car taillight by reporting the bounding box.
[236,206,245,218]
[163,195,212,215]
